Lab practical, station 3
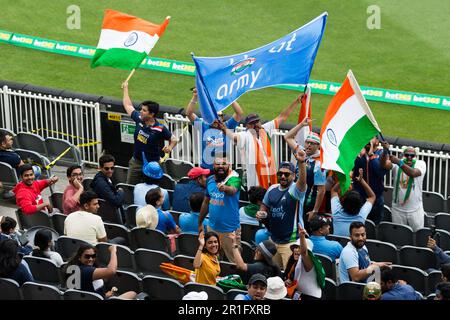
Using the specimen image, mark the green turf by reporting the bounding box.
[1,0,449,143]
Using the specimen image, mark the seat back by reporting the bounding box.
[15,149,52,178]
[97,198,123,224]
[377,222,414,247]
[111,165,129,185]
[184,282,225,300]
[96,242,135,272]
[16,132,47,155]
[15,209,52,230]
[365,219,377,239]
[63,289,103,300]
[104,222,130,246]
[106,270,142,295]
[390,264,427,294]
[337,281,365,300]
[324,277,337,300]
[240,223,263,244]
[50,192,64,212]
[51,213,67,235]
[0,278,22,300]
[422,191,447,214]
[315,253,336,281]
[399,246,437,270]
[173,254,194,270]
[55,236,90,261]
[164,158,194,181]
[435,213,450,232]
[131,227,169,252]
[326,235,350,247]
[0,161,19,189]
[365,239,398,264]
[134,249,173,276]
[435,229,450,251]
[241,241,255,263]
[142,275,184,300]
[177,233,199,257]
[22,282,62,300]
[24,256,62,286]
[125,205,138,229]
[226,289,247,300]
[116,183,135,207]
[45,137,82,166]
[415,228,432,248]
[159,174,176,191]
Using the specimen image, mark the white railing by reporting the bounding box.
[164,113,450,199]
[0,85,101,165]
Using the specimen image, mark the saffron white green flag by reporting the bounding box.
[91,9,170,70]
[320,70,380,192]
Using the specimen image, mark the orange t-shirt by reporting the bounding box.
[195,252,221,285]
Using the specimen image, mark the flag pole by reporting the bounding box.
[124,69,136,83]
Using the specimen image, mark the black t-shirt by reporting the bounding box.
[243,261,282,284]
[0,150,21,169]
[79,264,106,297]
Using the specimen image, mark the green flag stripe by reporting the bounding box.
[335,116,379,192]
[91,48,147,70]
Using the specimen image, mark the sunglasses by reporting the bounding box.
[404,153,416,158]
[277,171,292,178]
[83,254,96,259]
[103,166,115,171]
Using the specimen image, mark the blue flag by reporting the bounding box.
[192,12,328,124]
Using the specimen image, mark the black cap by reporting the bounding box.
[309,215,332,232]
[279,161,295,173]
[248,273,267,286]
[244,113,260,125]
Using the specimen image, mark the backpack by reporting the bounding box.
[216,274,247,292]
[308,250,326,289]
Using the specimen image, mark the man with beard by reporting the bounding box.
[352,136,392,224]
[387,144,427,231]
[284,119,327,231]
[198,154,241,262]
[223,95,302,190]
[186,88,243,170]
[122,82,178,185]
[338,221,391,283]
[256,149,307,270]
[13,164,58,215]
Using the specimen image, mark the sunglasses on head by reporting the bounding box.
[277,171,292,177]
[404,153,416,158]
[83,254,96,259]
[103,166,115,171]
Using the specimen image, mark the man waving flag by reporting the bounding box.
[91,9,170,70]
[193,12,327,124]
[320,70,381,193]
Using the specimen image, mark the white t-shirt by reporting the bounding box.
[64,210,107,245]
[391,160,426,213]
[294,255,322,298]
[44,250,64,267]
[235,120,278,189]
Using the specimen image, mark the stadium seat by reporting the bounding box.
[131,227,170,253]
[240,223,263,244]
[45,137,82,167]
[23,256,63,287]
[241,241,255,263]
[184,282,225,300]
[382,205,392,222]
[383,188,393,209]
[82,177,93,191]
[142,275,184,300]
[435,213,450,232]
[324,277,337,300]
[337,281,365,300]
[97,198,123,224]
[106,270,142,295]
[177,177,190,184]
[51,213,67,235]
[111,165,129,185]
[427,293,436,300]
[103,222,130,246]
[16,132,47,156]
[115,183,135,207]
[177,232,199,257]
[427,270,443,295]
[159,173,176,191]
[365,239,398,264]
[134,248,173,277]
[15,148,52,178]
[168,210,183,225]
[422,191,447,214]
[50,192,64,212]
[226,289,247,300]
[219,261,243,277]
[415,228,433,248]
[124,205,138,229]
[315,253,336,281]
[95,243,135,272]
[15,209,52,230]
[326,235,350,247]
[55,236,90,261]
[390,265,427,294]
[0,161,19,190]
[399,246,437,270]
[173,254,194,270]
[63,289,103,300]
[24,226,59,247]
[163,158,194,181]
[435,229,450,251]
[22,282,62,300]
[365,219,377,239]
[424,213,434,228]
[0,278,22,300]
[377,222,414,247]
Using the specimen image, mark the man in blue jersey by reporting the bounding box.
[186,88,243,169]
[256,149,307,270]
[198,153,241,262]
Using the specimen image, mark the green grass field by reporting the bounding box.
[1,0,449,143]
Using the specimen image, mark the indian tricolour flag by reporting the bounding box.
[295,85,312,147]
[91,10,170,70]
[320,70,380,192]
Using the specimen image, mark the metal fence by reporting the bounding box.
[0,85,101,165]
[164,113,450,199]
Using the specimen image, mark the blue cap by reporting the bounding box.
[279,161,295,173]
[143,161,163,179]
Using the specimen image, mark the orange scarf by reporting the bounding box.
[253,128,277,189]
